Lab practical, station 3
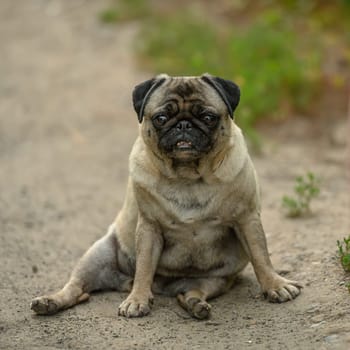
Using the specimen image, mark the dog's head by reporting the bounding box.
[133,74,240,162]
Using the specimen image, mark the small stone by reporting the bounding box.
[324,334,339,343]
[310,321,326,328]
[310,314,324,323]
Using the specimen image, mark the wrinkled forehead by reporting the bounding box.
[144,77,228,115]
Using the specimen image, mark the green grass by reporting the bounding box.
[134,9,322,145]
[99,0,149,22]
[99,0,350,145]
[337,236,350,293]
[337,236,350,272]
[282,172,320,217]
[99,8,120,23]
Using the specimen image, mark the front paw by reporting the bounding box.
[118,292,153,317]
[30,296,59,315]
[262,275,303,303]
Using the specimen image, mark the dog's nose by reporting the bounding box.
[176,120,192,131]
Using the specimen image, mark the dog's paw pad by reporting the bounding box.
[187,297,212,320]
[30,296,59,315]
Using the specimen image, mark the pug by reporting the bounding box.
[30,74,302,319]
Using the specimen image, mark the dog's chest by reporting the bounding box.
[155,181,224,223]
[154,182,234,272]
[157,216,229,273]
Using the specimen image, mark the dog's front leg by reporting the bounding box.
[235,213,303,303]
[118,215,162,317]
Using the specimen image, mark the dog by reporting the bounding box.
[31,74,302,319]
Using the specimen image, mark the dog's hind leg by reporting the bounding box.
[177,277,235,319]
[30,223,133,315]
[157,276,235,319]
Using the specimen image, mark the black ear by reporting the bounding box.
[201,74,240,119]
[132,77,166,123]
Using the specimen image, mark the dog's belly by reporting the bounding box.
[156,223,248,278]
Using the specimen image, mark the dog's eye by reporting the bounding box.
[201,115,218,126]
[153,115,168,127]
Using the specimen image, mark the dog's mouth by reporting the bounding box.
[167,139,200,160]
[176,140,193,150]
[158,131,210,160]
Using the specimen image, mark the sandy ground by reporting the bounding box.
[1,1,349,349]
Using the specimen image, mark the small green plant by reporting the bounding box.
[282,172,320,217]
[337,236,350,272]
[99,0,150,23]
[99,8,120,23]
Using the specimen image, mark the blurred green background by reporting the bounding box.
[100,0,350,145]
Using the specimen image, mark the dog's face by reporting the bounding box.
[132,74,240,162]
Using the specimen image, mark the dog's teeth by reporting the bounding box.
[177,141,192,148]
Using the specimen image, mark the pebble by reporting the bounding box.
[310,321,326,328]
[324,334,339,343]
[310,314,324,323]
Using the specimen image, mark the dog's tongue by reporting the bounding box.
[176,141,192,149]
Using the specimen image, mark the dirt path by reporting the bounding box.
[1,1,349,349]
